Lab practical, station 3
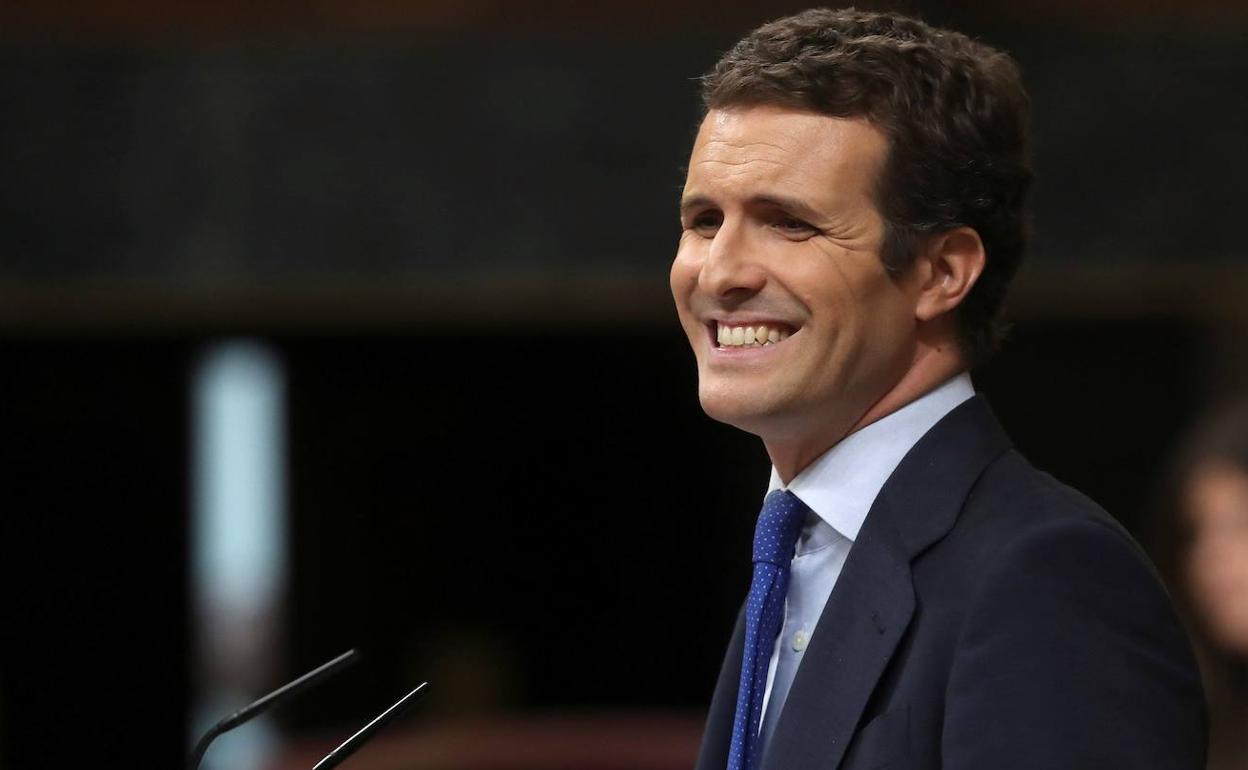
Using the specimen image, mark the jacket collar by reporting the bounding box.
[768,372,976,545]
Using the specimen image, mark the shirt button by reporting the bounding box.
[792,630,809,652]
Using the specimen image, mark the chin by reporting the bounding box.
[697,381,785,437]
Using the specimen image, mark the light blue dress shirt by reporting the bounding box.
[757,373,976,745]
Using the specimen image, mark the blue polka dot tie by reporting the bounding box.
[727,489,809,770]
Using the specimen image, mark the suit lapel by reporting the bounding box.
[761,396,1012,770]
[761,513,914,770]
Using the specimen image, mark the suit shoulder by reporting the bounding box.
[938,451,1208,769]
[957,447,1136,550]
[928,447,1171,612]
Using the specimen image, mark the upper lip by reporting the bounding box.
[708,316,800,331]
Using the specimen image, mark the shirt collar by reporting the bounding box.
[767,372,976,544]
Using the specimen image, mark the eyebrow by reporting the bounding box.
[679,192,824,223]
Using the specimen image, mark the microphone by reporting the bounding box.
[311,682,429,770]
[188,649,360,770]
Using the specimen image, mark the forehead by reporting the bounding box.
[685,106,887,206]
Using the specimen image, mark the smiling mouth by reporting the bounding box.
[709,321,797,348]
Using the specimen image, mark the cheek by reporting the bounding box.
[670,239,702,296]
[669,254,697,320]
[671,253,713,356]
[1188,539,1248,611]
[804,266,910,353]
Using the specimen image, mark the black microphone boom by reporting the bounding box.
[188,649,360,770]
[311,682,429,770]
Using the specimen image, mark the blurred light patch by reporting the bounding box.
[191,341,288,770]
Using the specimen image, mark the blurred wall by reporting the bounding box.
[2,1,1247,768]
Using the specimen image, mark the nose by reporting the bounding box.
[698,218,767,300]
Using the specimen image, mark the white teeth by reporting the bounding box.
[716,322,792,347]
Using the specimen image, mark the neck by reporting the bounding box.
[766,331,966,484]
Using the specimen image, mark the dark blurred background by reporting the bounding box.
[1,1,1246,768]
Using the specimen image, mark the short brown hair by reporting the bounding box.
[701,8,1032,366]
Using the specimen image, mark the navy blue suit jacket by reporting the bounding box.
[695,396,1206,770]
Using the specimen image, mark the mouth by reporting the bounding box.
[707,320,799,350]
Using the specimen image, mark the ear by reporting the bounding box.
[914,226,985,322]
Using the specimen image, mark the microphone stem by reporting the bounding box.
[311,682,429,770]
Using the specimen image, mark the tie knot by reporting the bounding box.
[753,490,809,566]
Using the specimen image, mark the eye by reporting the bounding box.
[686,210,723,237]
[772,216,818,238]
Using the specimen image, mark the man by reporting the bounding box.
[670,9,1206,770]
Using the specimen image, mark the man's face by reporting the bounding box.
[670,106,921,447]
